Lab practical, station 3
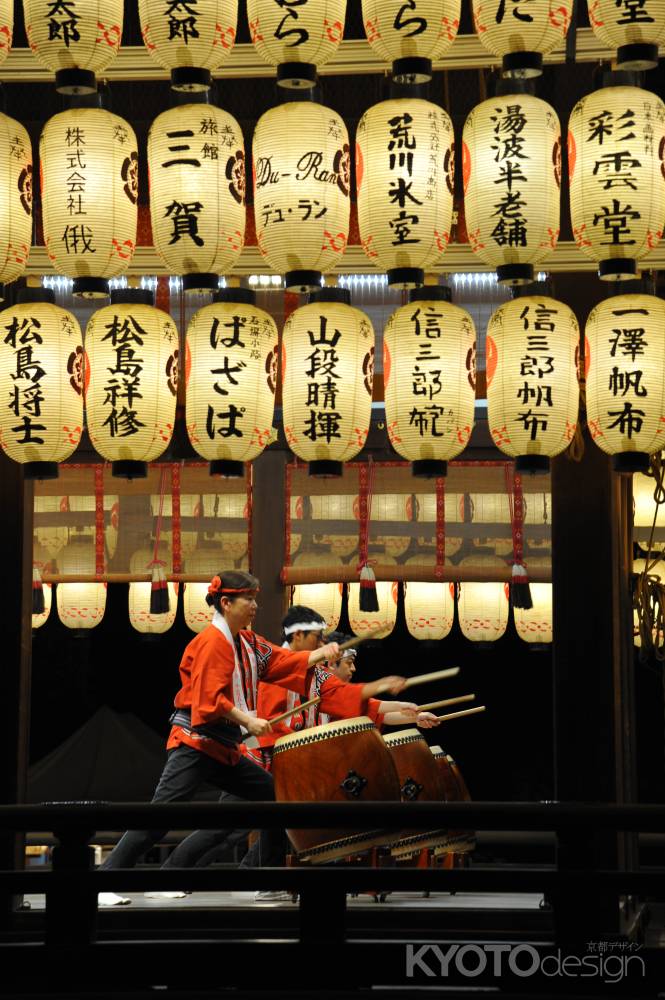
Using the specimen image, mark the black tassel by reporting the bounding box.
[511,563,533,610]
[32,563,45,615]
[150,563,170,614]
[359,563,379,612]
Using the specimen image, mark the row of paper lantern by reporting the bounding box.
[7,0,664,95]
[2,76,664,295]
[2,284,663,479]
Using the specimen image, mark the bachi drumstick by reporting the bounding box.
[416,694,476,712]
[435,705,486,722]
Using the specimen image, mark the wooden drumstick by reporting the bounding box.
[416,694,476,712]
[268,696,321,725]
[373,666,460,695]
[435,705,486,722]
[323,624,390,651]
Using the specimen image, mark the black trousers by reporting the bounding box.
[101,745,285,870]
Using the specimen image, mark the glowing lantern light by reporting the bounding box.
[356,99,454,287]
[281,288,374,476]
[361,0,460,82]
[0,287,83,480]
[34,495,70,558]
[458,556,509,642]
[414,491,465,558]
[349,558,398,637]
[247,0,346,87]
[290,553,344,630]
[129,543,177,634]
[463,84,561,285]
[24,0,121,93]
[32,542,52,630]
[404,564,455,640]
[513,556,552,643]
[373,494,411,559]
[568,73,665,281]
[148,103,245,293]
[253,101,350,291]
[0,1,12,70]
[40,108,138,297]
[585,293,665,473]
[587,0,665,70]
[139,0,237,91]
[183,544,222,633]
[468,492,513,558]
[308,494,357,558]
[486,296,580,472]
[471,0,572,78]
[383,288,476,477]
[85,288,178,479]
[56,535,106,629]
[0,112,32,291]
[633,472,662,528]
[186,288,278,476]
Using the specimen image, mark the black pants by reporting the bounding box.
[101,745,285,870]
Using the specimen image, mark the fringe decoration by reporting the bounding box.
[149,561,169,614]
[359,562,379,612]
[32,562,45,615]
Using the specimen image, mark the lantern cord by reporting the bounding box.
[633,453,665,663]
[149,467,170,614]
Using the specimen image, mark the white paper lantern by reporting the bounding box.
[129,543,177,634]
[24,0,121,92]
[32,541,52,630]
[404,565,455,640]
[348,563,398,637]
[471,0,572,77]
[290,552,344,630]
[56,536,106,629]
[247,0,346,86]
[0,113,32,288]
[183,544,222,632]
[139,0,238,91]
[587,0,665,69]
[362,0,461,82]
[458,556,509,642]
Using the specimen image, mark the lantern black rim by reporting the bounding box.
[182,273,219,293]
[210,460,245,478]
[515,455,550,474]
[308,460,343,477]
[0,282,5,303]
[17,287,55,305]
[616,43,659,71]
[277,63,317,89]
[73,277,110,299]
[599,70,642,90]
[393,57,432,85]
[23,462,59,481]
[55,68,97,95]
[496,263,534,286]
[409,285,452,303]
[612,452,650,474]
[502,51,543,78]
[110,288,154,306]
[214,287,256,306]
[170,67,212,92]
[388,267,424,290]
[112,460,148,480]
[412,460,448,479]
[598,258,637,281]
[308,287,351,305]
[285,270,321,292]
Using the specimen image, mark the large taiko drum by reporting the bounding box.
[382,729,449,857]
[431,746,476,855]
[272,716,402,863]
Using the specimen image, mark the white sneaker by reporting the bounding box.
[98,892,131,906]
[144,890,189,899]
[254,890,296,902]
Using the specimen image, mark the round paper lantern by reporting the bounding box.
[69,493,120,559]
[247,0,346,87]
[40,107,138,297]
[587,0,665,70]
[129,543,177,634]
[633,471,661,527]
[463,85,561,285]
[486,295,580,472]
[458,556,509,642]
[281,288,374,475]
[568,74,665,281]
[471,0,572,77]
[404,565,455,640]
[0,0,12,70]
[24,0,121,93]
[291,552,344,630]
[373,493,411,558]
[310,494,357,558]
[468,492,513,558]
[0,113,32,290]
[183,544,222,633]
[348,559,398,637]
[356,98,454,288]
[85,289,178,479]
[383,288,476,477]
[139,0,237,91]
[513,556,552,643]
[585,293,665,473]
[253,101,350,291]
[361,0,460,82]
[32,541,52,630]
[56,535,106,629]
[34,494,70,557]
[148,103,245,293]
[414,491,465,558]
[0,288,83,479]
[186,288,278,475]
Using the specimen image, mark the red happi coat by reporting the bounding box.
[167,612,312,765]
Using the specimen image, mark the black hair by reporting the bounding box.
[205,569,260,613]
[281,604,326,642]
[324,630,353,647]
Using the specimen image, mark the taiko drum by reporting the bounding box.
[382,729,449,857]
[431,746,476,855]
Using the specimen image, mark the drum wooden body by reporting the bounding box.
[272,716,401,863]
[382,729,449,857]
[431,746,476,855]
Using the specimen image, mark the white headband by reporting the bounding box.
[283,621,326,637]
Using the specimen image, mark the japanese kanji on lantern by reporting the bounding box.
[247,0,346,87]
[383,287,476,477]
[24,0,122,94]
[585,293,665,473]
[84,288,178,479]
[40,107,138,297]
[252,101,350,291]
[463,83,561,285]
[185,287,278,476]
[356,98,454,288]
[0,287,83,480]
[139,0,237,91]
[361,0,461,83]
[485,296,580,472]
[148,103,245,293]
[568,72,665,281]
[0,113,32,293]
[587,0,665,70]
[282,287,374,475]
[471,0,572,78]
